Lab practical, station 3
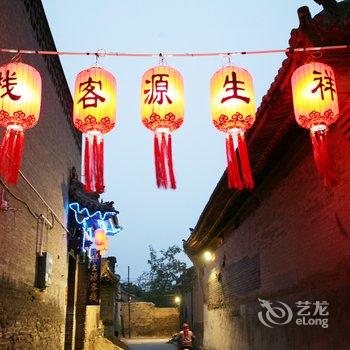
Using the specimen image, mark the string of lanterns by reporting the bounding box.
[0,45,344,192]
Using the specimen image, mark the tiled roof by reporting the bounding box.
[69,167,118,214]
[185,0,350,256]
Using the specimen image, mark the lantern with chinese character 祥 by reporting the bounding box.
[291,62,339,187]
[210,65,255,190]
[73,67,116,193]
[94,228,108,256]
[0,62,41,184]
[141,65,184,189]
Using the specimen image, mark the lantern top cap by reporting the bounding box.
[0,61,39,70]
[144,64,181,72]
[295,61,333,70]
[77,65,115,76]
[212,64,252,77]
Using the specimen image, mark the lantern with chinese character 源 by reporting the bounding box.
[94,228,108,256]
[0,62,41,184]
[141,65,184,189]
[291,62,339,187]
[210,65,256,190]
[73,67,116,193]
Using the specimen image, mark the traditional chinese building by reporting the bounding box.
[67,169,121,350]
[0,0,81,349]
[0,1,122,350]
[184,1,350,349]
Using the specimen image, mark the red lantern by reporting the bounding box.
[210,65,256,190]
[0,62,42,184]
[291,62,339,186]
[141,65,184,189]
[73,67,116,193]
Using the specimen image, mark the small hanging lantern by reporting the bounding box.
[94,228,108,255]
[141,64,184,189]
[0,62,42,184]
[291,62,339,187]
[210,65,256,190]
[73,67,116,193]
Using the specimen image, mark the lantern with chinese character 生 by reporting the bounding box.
[210,65,255,190]
[0,62,41,184]
[291,62,339,187]
[94,228,108,256]
[73,67,116,193]
[141,65,184,189]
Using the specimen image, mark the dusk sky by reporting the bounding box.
[42,0,320,282]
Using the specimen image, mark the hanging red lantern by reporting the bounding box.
[291,62,339,187]
[73,67,116,193]
[141,65,184,189]
[0,62,42,184]
[210,65,256,190]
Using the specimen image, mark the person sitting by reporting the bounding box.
[174,323,195,349]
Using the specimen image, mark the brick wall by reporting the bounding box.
[0,0,81,349]
[121,302,179,338]
[100,284,117,339]
[197,124,350,350]
[180,271,204,349]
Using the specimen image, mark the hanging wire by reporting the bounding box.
[310,50,323,59]
[0,44,348,58]
[221,53,232,67]
[10,51,22,63]
[94,48,106,67]
[159,53,167,66]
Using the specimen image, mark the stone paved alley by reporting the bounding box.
[125,338,176,350]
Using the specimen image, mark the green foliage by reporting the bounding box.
[137,245,187,307]
[120,281,143,298]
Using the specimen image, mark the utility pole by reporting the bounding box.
[128,265,131,339]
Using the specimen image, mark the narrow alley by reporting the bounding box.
[1,1,350,350]
[125,339,176,350]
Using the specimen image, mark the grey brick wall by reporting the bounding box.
[0,0,81,349]
[199,117,350,350]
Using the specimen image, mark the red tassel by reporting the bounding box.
[0,127,25,184]
[160,133,168,188]
[84,134,92,192]
[95,136,104,193]
[154,134,161,188]
[225,136,233,188]
[225,130,254,191]
[84,132,105,193]
[167,134,176,189]
[310,128,336,187]
[153,131,177,189]
[225,133,244,190]
[237,132,254,190]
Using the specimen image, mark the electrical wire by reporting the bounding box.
[0,44,349,58]
[0,173,71,236]
[18,170,71,236]
[0,179,38,219]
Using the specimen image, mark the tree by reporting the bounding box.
[137,245,187,307]
[120,281,144,299]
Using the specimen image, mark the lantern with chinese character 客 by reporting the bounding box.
[73,67,116,193]
[141,65,184,189]
[210,65,255,190]
[291,62,339,186]
[0,62,41,184]
[94,228,108,255]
